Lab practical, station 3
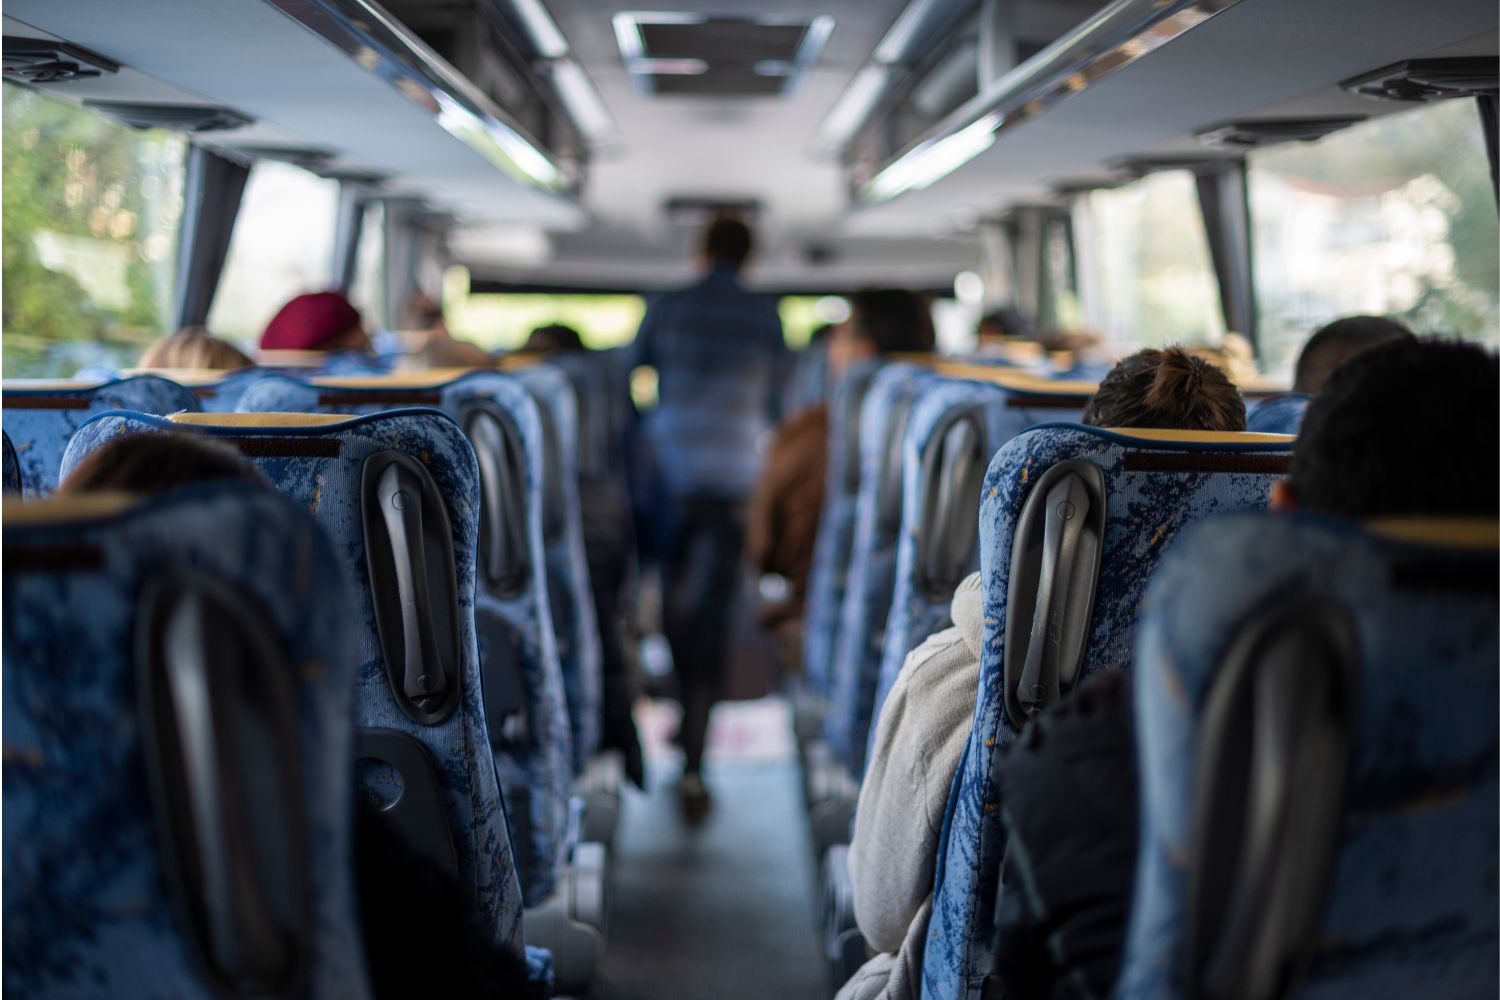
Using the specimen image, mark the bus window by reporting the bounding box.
[444,276,646,350]
[1250,99,1500,376]
[1,84,186,377]
[778,294,849,348]
[1079,169,1225,349]
[348,200,386,330]
[206,160,339,342]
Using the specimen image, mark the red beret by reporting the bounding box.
[260,291,362,351]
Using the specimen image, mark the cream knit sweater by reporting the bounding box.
[837,572,985,1000]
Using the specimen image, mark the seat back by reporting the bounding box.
[128,367,278,413]
[785,336,833,414]
[823,363,940,772]
[60,410,537,935]
[866,377,1093,757]
[234,372,576,903]
[1245,393,1311,435]
[1117,514,1498,1000]
[923,424,1293,1000]
[2,376,200,494]
[802,358,885,698]
[3,430,20,495]
[3,486,371,998]
[514,364,603,772]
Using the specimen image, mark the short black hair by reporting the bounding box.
[849,288,936,355]
[1082,347,1246,431]
[524,323,584,353]
[59,431,270,496]
[1290,338,1498,518]
[1293,315,1415,394]
[979,307,1031,340]
[702,216,754,270]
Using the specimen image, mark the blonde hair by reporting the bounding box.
[139,328,254,371]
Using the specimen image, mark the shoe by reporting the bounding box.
[676,772,712,825]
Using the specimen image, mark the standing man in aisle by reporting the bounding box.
[628,215,787,821]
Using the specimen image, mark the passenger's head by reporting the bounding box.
[138,328,254,371]
[260,291,371,353]
[1082,347,1246,431]
[701,216,754,273]
[402,292,447,334]
[1273,338,1499,518]
[1292,315,1415,395]
[828,288,936,376]
[58,431,270,496]
[524,323,585,354]
[398,336,495,371]
[978,307,1030,343]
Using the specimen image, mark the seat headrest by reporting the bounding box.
[1101,427,1294,445]
[1365,518,1499,550]
[168,412,356,428]
[3,492,139,524]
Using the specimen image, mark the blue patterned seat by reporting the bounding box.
[1246,392,1311,434]
[2,376,200,495]
[2,431,20,495]
[1117,513,1498,1000]
[245,367,604,780]
[514,364,603,775]
[3,485,374,997]
[866,375,1092,761]
[923,424,1293,1000]
[823,363,942,774]
[59,409,543,937]
[802,358,885,702]
[232,372,577,905]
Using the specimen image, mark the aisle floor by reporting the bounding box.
[595,698,828,1000]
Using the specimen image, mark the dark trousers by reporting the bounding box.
[661,497,746,775]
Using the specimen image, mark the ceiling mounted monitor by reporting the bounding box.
[613,11,833,98]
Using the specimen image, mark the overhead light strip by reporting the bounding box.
[857,0,1248,206]
[266,0,570,193]
[510,0,570,59]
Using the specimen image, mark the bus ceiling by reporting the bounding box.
[1,0,1495,291]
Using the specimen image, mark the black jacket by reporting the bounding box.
[993,670,1139,1000]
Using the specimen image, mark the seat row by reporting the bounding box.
[793,355,1497,997]
[2,359,633,996]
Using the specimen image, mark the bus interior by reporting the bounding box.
[2,0,1498,998]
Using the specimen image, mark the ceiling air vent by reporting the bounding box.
[1342,58,1499,102]
[85,101,254,133]
[614,11,833,98]
[1196,117,1366,149]
[3,37,119,84]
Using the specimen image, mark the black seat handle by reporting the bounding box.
[138,571,308,995]
[362,451,462,726]
[374,461,446,708]
[1003,460,1106,726]
[1188,601,1357,1000]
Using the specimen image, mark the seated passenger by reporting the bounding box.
[138,326,254,370]
[259,290,373,355]
[992,337,1497,1000]
[838,346,1244,1000]
[398,335,495,371]
[56,430,542,998]
[524,322,585,353]
[1292,314,1415,395]
[746,289,936,639]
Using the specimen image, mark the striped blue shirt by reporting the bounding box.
[627,267,787,500]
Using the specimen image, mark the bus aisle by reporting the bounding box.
[599,698,826,1000]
